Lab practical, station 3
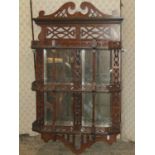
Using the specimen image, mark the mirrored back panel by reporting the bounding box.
[43,49,112,127]
[44,91,112,127]
[44,92,73,126]
[44,49,111,85]
[44,49,72,83]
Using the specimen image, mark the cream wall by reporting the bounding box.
[19,0,135,141]
[121,0,135,141]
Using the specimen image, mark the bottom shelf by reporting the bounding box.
[32,120,120,154]
[41,132,118,154]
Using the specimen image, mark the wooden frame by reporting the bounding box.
[31,1,123,154]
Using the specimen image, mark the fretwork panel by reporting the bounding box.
[46,26,76,39]
[72,50,82,129]
[80,25,120,40]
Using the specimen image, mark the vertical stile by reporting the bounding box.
[110,48,113,129]
[62,51,66,82]
[110,49,113,84]
[81,49,85,127]
[92,50,96,128]
[119,48,122,126]
[72,49,82,129]
[35,50,44,125]
[43,49,47,125]
[53,51,57,127]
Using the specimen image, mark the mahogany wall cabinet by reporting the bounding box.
[31,1,123,154]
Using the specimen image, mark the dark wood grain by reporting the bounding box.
[31,1,123,154]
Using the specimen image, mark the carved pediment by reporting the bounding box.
[38,2,112,19]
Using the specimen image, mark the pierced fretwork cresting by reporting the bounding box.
[37,2,111,19]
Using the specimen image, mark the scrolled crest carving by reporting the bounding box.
[39,2,76,18]
[80,2,108,18]
[38,1,111,19]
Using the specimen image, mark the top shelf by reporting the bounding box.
[32,2,123,25]
[33,17,123,25]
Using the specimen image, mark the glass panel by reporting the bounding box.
[44,49,72,83]
[44,92,73,126]
[96,50,111,84]
[81,50,111,84]
[81,50,92,84]
[82,93,92,126]
[82,93,112,127]
[44,49,111,84]
[43,49,112,127]
[44,92,54,125]
[55,93,73,126]
[95,93,112,127]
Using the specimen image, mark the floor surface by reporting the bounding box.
[19,134,135,155]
